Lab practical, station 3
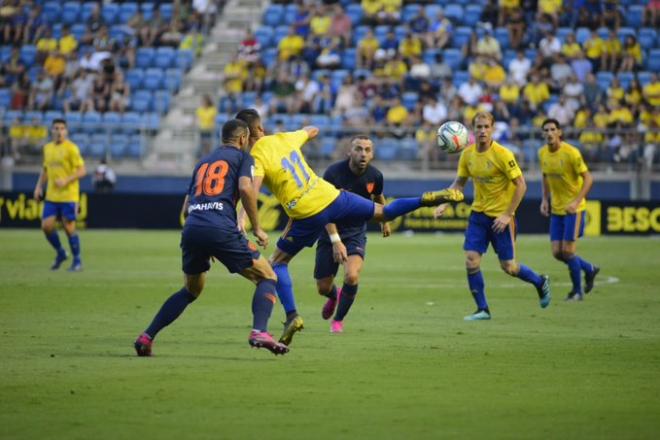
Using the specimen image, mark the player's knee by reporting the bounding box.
[465,256,480,271]
[316,279,333,295]
[552,250,565,262]
[561,250,575,261]
[343,272,360,286]
[500,261,518,276]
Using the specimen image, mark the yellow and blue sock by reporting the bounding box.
[334,283,357,321]
[252,279,277,331]
[566,256,583,293]
[145,287,196,338]
[272,263,297,317]
[383,197,422,221]
[467,270,489,312]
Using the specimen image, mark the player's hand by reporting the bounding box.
[492,214,512,233]
[253,228,269,248]
[433,203,449,218]
[33,186,42,201]
[382,222,391,237]
[332,241,348,263]
[565,200,579,214]
[237,210,247,234]
[54,178,67,188]
[540,199,550,217]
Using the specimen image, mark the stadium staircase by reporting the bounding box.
[145,0,268,174]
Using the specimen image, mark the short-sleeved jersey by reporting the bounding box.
[250,130,340,220]
[322,159,384,237]
[538,142,589,215]
[184,145,254,229]
[457,141,523,217]
[43,140,85,203]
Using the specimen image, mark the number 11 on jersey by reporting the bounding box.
[281,151,310,188]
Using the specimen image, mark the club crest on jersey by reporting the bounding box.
[366,182,375,193]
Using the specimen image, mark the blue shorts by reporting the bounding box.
[42,201,77,221]
[463,211,517,261]
[180,226,260,275]
[314,233,367,279]
[550,211,586,242]
[277,191,375,257]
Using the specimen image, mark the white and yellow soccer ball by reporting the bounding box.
[436,121,469,154]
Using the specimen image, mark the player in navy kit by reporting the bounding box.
[134,119,289,356]
[314,135,390,333]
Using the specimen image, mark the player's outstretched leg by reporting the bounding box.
[510,262,551,308]
[271,262,304,345]
[378,188,464,221]
[248,279,289,355]
[565,256,584,301]
[135,286,198,356]
[321,285,339,320]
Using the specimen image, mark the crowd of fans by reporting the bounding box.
[214,0,659,170]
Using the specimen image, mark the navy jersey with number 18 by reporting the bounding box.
[184,145,254,229]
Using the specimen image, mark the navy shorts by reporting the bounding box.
[550,211,586,242]
[42,201,77,221]
[181,226,260,275]
[277,191,375,257]
[463,211,517,261]
[314,233,367,279]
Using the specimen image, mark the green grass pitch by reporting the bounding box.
[1,229,660,439]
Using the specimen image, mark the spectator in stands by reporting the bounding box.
[563,74,584,112]
[224,54,247,97]
[625,78,643,109]
[93,158,116,193]
[549,55,572,92]
[570,50,592,83]
[192,0,217,35]
[476,25,502,63]
[180,28,204,58]
[329,5,352,47]
[608,99,634,128]
[271,70,297,114]
[561,33,582,60]
[498,0,520,27]
[539,30,561,65]
[523,74,550,111]
[313,74,333,114]
[278,26,305,62]
[484,60,507,88]
[601,0,621,30]
[36,28,57,63]
[508,49,531,86]
[59,26,78,59]
[462,31,480,65]
[310,5,332,38]
[384,54,408,82]
[29,72,54,111]
[399,31,423,63]
[642,73,660,107]
[548,96,575,127]
[386,97,409,139]
[537,0,561,28]
[505,6,526,50]
[84,4,105,44]
[160,20,185,48]
[422,96,448,126]
[23,117,47,156]
[5,46,25,80]
[416,121,440,169]
[357,29,379,69]
[110,72,130,114]
[361,0,381,25]
[253,95,269,120]
[645,0,660,27]
[64,70,94,113]
[44,50,66,89]
[196,95,217,156]
[430,52,452,81]
[369,95,388,124]
[427,8,452,50]
[10,72,30,110]
[357,74,378,101]
[600,30,621,73]
[375,30,398,62]
[480,0,499,28]
[244,59,267,93]
[292,3,311,38]
[606,77,624,103]
[378,0,403,25]
[294,73,320,113]
[333,76,357,117]
[316,44,341,69]
[8,118,24,160]
[410,7,429,35]
[0,0,19,43]
[92,74,109,112]
[140,9,165,47]
[619,35,642,73]
[344,95,371,128]
[408,56,431,84]
[23,5,47,45]
[458,77,483,107]
[238,29,260,65]
[583,30,604,72]
[577,0,602,30]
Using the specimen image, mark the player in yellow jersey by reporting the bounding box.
[236,109,463,343]
[539,119,599,301]
[33,119,86,271]
[435,112,551,320]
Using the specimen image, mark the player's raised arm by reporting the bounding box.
[239,175,268,248]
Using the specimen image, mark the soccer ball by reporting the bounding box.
[436,121,469,154]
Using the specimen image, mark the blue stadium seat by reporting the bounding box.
[255,26,274,48]
[119,3,138,24]
[310,115,330,130]
[638,71,652,86]
[102,112,122,131]
[376,139,398,161]
[153,91,171,114]
[444,49,463,69]
[273,25,290,45]
[110,134,129,157]
[494,27,510,49]
[617,72,635,90]
[142,112,161,131]
[397,138,419,161]
[143,68,164,91]
[101,4,119,25]
[70,133,90,153]
[502,50,516,68]
[353,25,370,46]
[126,69,143,90]
[42,2,61,22]
[374,25,390,44]
[283,7,298,25]
[164,69,183,92]
[576,27,591,45]
[0,89,10,109]
[176,50,194,71]
[64,112,82,131]
[402,92,419,112]
[131,91,152,113]
[0,46,11,64]
[215,114,229,128]
[639,28,657,50]
[626,5,644,28]
[464,5,483,27]
[3,110,23,125]
[121,112,142,132]
[24,111,43,123]
[88,142,106,159]
[82,112,102,133]
[71,23,87,41]
[154,47,176,69]
[617,27,636,44]
[647,49,660,71]
[126,137,143,158]
[452,27,472,49]
[596,71,614,91]
[44,110,63,126]
[141,2,155,20]
[426,5,444,21]
[19,45,37,67]
[444,4,464,23]
[136,47,155,69]
[81,2,96,21]
[262,48,278,68]
[453,70,470,87]
[320,137,336,158]
[556,27,573,44]
[159,3,173,21]
[346,4,363,24]
[402,4,421,22]
[394,25,408,42]
[341,48,357,70]
[61,2,80,25]
[263,4,284,27]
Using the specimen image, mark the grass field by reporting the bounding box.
[1,229,660,439]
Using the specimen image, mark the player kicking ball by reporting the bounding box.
[539,118,599,301]
[314,135,390,333]
[435,112,551,320]
[134,120,288,356]
[235,109,463,344]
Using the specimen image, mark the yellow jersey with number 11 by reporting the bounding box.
[250,130,340,219]
[43,139,85,203]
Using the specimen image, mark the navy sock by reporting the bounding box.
[467,270,488,311]
[252,279,277,332]
[566,256,583,293]
[334,283,358,321]
[383,197,422,221]
[68,234,81,261]
[516,264,543,287]
[272,263,297,316]
[321,284,337,300]
[575,255,594,274]
[145,287,196,338]
[45,231,64,254]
